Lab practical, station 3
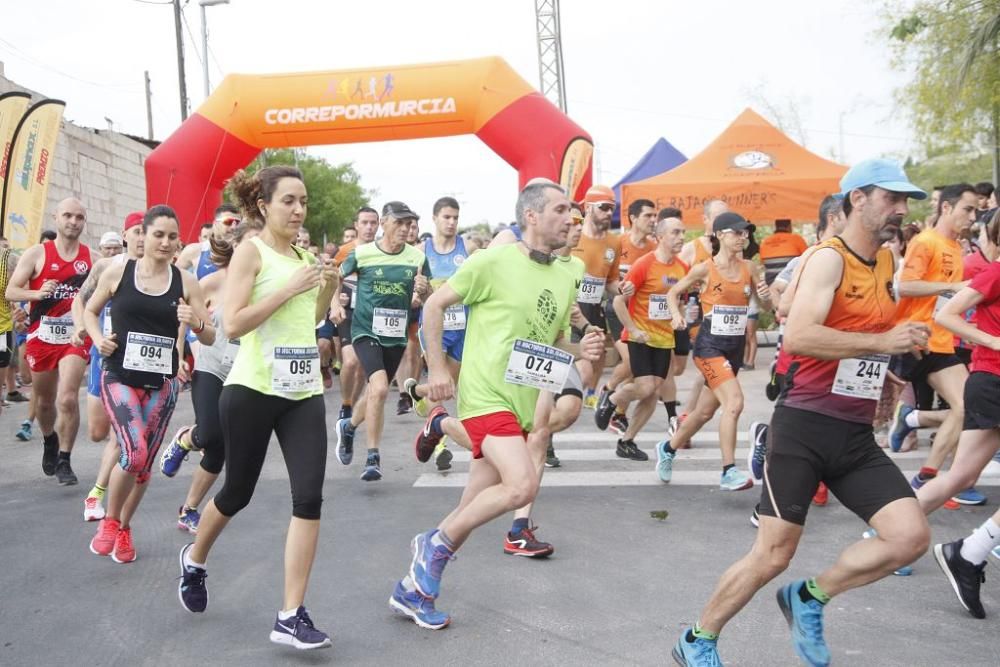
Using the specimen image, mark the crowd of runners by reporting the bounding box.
[6,160,1000,665]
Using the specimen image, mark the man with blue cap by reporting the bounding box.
[672,159,933,667]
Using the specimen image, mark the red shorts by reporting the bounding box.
[25,337,90,373]
[461,411,527,459]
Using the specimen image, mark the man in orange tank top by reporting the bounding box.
[6,198,93,486]
[672,159,933,666]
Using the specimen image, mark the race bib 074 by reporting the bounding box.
[504,339,573,393]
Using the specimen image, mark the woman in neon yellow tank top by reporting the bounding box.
[175,166,340,650]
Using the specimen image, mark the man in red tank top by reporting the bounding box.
[6,198,93,485]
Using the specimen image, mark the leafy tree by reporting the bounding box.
[885,0,1000,184]
[237,148,370,243]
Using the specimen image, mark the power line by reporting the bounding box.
[129,0,172,4]
[179,4,205,68]
[0,36,142,92]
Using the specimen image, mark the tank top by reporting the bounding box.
[105,259,183,389]
[225,237,322,400]
[509,223,523,242]
[779,237,898,424]
[195,241,218,279]
[692,258,753,353]
[195,301,239,381]
[694,237,712,265]
[0,248,12,333]
[27,241,92,343]
[422,236,469,330]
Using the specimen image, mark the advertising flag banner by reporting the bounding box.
[0,92,31,203]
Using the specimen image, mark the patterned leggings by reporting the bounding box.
[101,371,179,484]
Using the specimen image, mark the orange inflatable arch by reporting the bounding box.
[145,57,594,240]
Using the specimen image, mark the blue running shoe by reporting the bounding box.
[269,606,332,650]
[861,528,912,575]
[15,419,31,441]
[335,418,354,466]
[177,506,200,534]
[952,486,988,506]
[360,451,382,481]
[776,581,831,667]
[177,543,208,613]
[389,580,450,630]
[720,467,753,491]
[747,421,768,482]
[160,426,192,477]
[409,530,454,599]
[671,630,722,666]
[656,441,674,483]
[889,403,915,452]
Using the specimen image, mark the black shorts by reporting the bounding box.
[955,347,972,368]
[315,318,335,341]
[626,341,671,379]
[674,328,691,357]
[0,331,12,369]
[338,311,354,347]
[605,301,624,341]
[353,337,406,380]
[759,406,915,526]
[963,371,1000,431]
[578,302,607,332]
[890,351,963,383]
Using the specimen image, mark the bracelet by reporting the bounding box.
[192,318,205,334]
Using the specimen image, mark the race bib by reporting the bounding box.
[504,339,573,393]
[577,275,605,305]
[373,307,407,338]
[221,339,240,370]
[271,345,321,392]
[443,304,466,331]
[123,332,174,375]
[831,354,889,401]
[709,305,748,336]
[0,334,7,353]
[934,292,954,315]
[38,315,73,345]
[648,294,670,320]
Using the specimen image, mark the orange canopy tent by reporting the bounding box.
[622,108,847,228]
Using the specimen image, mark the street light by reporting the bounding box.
[199,0,230,99]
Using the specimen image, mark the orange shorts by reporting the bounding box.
[461,410,527,459]
[694,354,739,390]
[25,337,90,373]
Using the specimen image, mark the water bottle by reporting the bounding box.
[685,295,699,324]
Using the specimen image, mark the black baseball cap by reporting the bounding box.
[713,211,751,233]
[382,201,419,221]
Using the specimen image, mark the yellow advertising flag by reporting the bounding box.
[1,99,65,249]
[0,92,31,200]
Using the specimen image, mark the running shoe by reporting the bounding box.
[750,504,760,528]
[747,420,768,482]
[160,426,192,477]
[177,506,200,534]
[583,389,597,410]
[15,420,31,441]
[415,406,447,463]
[396,393,413,416]
[889,402,916,452]
[55,458,77,486]
[594,392,616,431]
[42,438,57,476]
[616,439,648,461]
[7,390,28,403]
[389,580,451,630]
[403,378,429,418]
[361,451,382,481]
[409,529,454,599]
[83,495,105,522]
[335,418,354,466]
[776,581,831,667]
[269,606,332,650]
[178,543,209,613]
[720,467,753,491]
[655,440,674,483]
[952,487,988,506]
[503,525,554,558]
[671,630,722,667]
[435,441,453,471]
[338,404,352,421]
[666,416,680,440]
[861,528,913,576]
[812,482,829,506]
[609,412,629,436]
[89,517,120,557]
[934,539,986,619]
[111,526,136,564]
[545,440,561,468]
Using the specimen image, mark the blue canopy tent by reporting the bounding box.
[611,137,687,228]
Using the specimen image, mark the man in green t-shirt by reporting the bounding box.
[335,201,430,482]
[387,180,602,630]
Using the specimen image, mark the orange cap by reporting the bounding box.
[583,184,615,205]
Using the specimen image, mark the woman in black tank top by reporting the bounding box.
[81,206,213,564]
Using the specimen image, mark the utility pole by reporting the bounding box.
[144,71,154,141]
[173,0,189,121]
[199,0,230,99]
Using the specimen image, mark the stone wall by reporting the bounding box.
[0,64,153,248]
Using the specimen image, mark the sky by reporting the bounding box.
[0,0,919,232]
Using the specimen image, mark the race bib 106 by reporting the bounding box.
[39,315,73,345]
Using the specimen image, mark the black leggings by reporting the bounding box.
[213,385,327,520]
[190,371,225,475]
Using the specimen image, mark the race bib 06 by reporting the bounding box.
[648,294,670,320]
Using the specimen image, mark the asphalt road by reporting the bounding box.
[1,348,998,666]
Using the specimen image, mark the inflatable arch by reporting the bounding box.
[145,56,594,240]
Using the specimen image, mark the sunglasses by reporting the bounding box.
[220,217,241,226]
[596,203,615,212]
[719,229,749,237]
